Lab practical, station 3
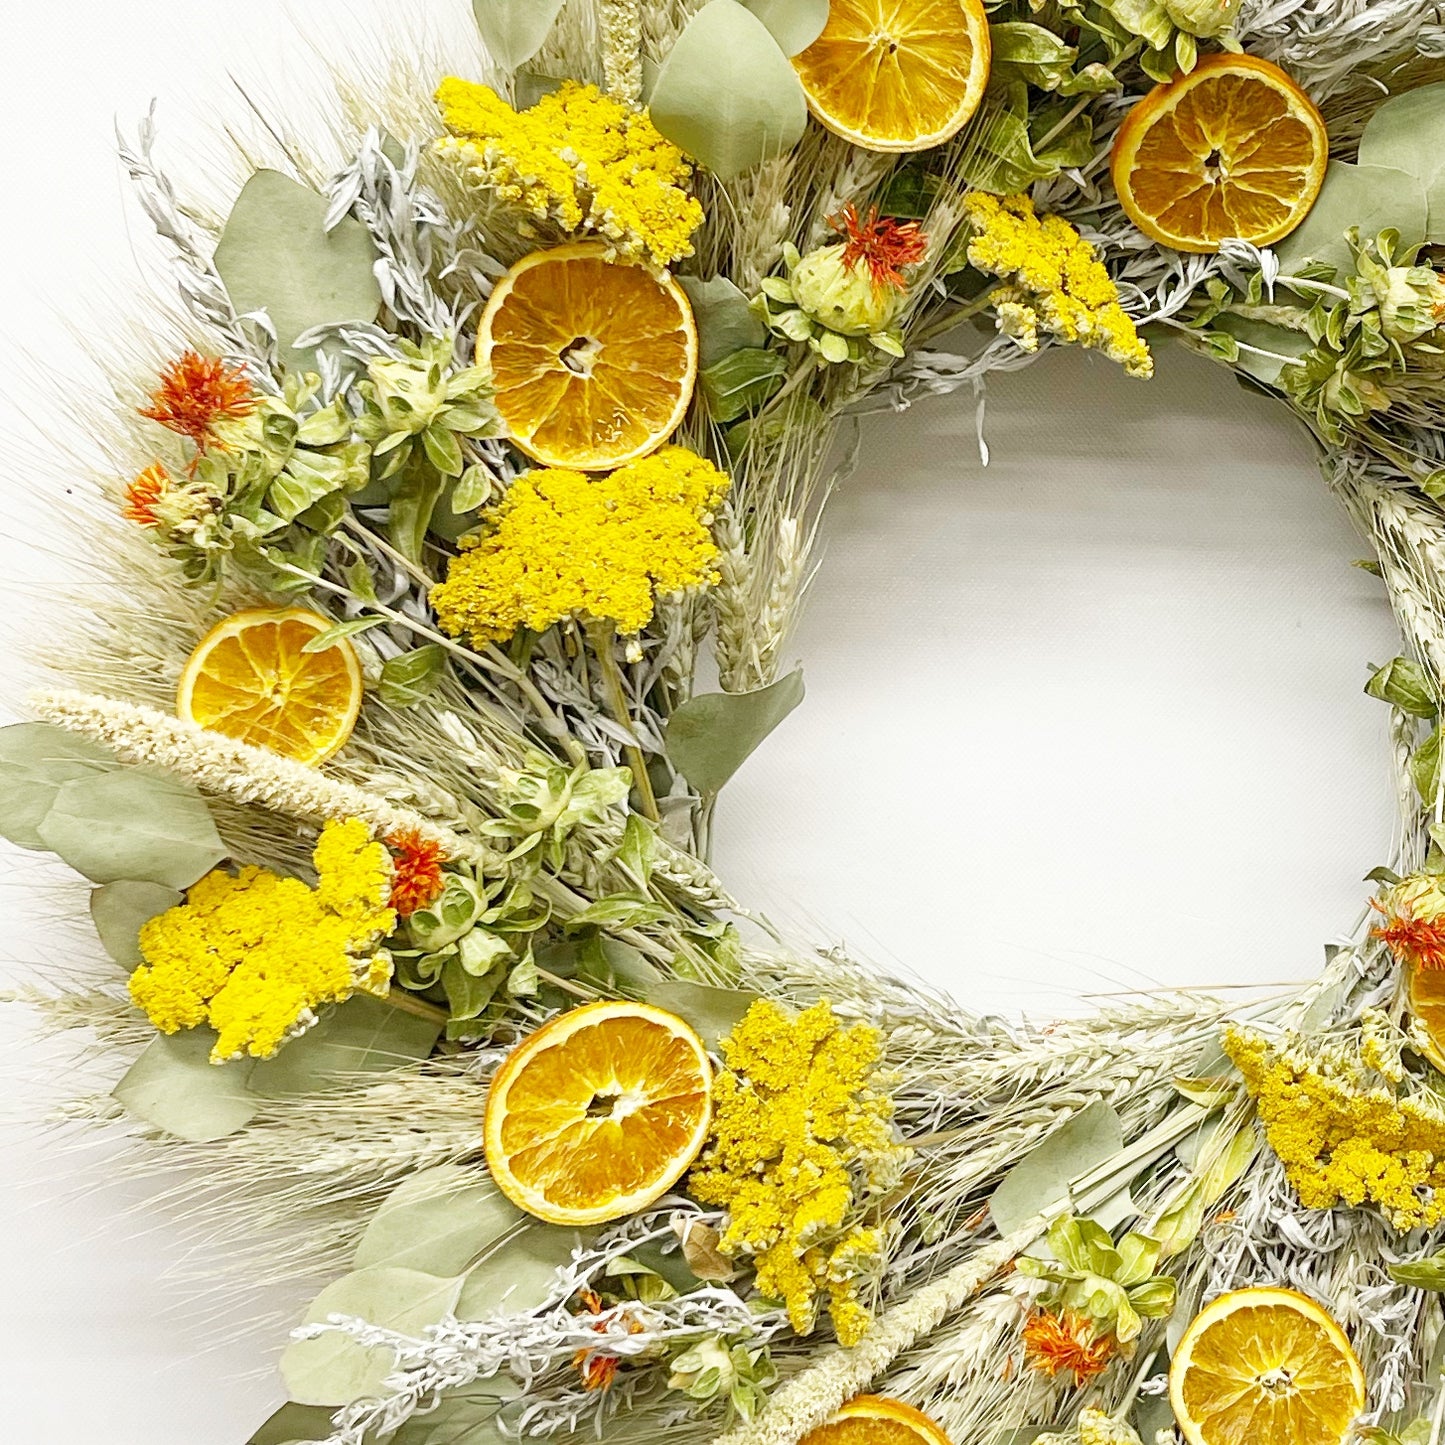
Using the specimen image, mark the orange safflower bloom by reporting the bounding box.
[1022,1309,1114,1385]
[123,464,170,527]
[832,203,928,291]
[386,830,448,917]
[571,1288,643,1391]
[1373,898,1445,971]
[139,350,257,449]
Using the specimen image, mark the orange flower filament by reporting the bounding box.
[571,1288,643,1391]
[387,830,447,917]
[123,464,170,527]
[1022,1309,1114,1385]
[832,203,928,291]
[1373,898,1445,971]
[140,350,257,449]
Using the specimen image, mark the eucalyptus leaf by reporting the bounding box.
[701,348,787,422]
[471,0,566,70]
[666,670,804,796]
[113,1029,261,1142]
[380,645,449,708]
[742,0,830,55]
[249,993,441,1098]
[1357,82,1445,241]
[38,770,226,889]
[90,880,182,968]
[1208,312,1312,387]
[1274,161,1428,280]
[677,275,769,366]
[649,0,808,180]
[354,1165,527,1275]
[215,169,382,356]
[455,1223,593,1318]
[281,1267,464,1406]
[392,1391,517,1445]
[0,722,117,850]
[648,981,757,1049]
[301,617,387,653]
[990,1100,1126,1235]
[247,1402,338,1445]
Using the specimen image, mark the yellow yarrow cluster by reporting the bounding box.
[962,192,1153,379]
[1225,1024,1445,1229]
[430,446,729,646]
[434,78,703,267]
[129,819,396,1063]
[688,999,907,1347]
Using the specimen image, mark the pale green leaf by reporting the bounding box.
[355,1165,526,1275]
[1357,82,1445,241]
[281,1267,463,1406]
[38,771,226,889]
[90,881,182,968]
[471,0,566,70]
[388,464,447,563]
[677,275,768,366]
[666,670,804,796]
[741,0,830,56]
[301,617,387,653]
[249,993,441,1099]
[379,645,449,708]
[648,981,757,1049]
[113,1029,261,1142]
[391,1390,518,1445]
[0,722,117,850]
[1274,161,1428,279]
[649,0,807,180]
[215,169,381,355]
[989,1100,1126,1235]
[454,1224,593,1318]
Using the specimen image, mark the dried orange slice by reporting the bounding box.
[1170,1287,1365,1445]
[800,1397,953,1445]
[477,241,698,472]
[1407,965,1445,1071]
[483,1001,713,1226]
[177,607,363,765]
[1110,53,1328,254]
[792,0,991,153]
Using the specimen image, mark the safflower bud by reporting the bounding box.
[1162,0,1240,36]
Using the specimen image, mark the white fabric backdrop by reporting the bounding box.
[0,3,1405,1440]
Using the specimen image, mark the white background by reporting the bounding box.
[0,2,1405,1440]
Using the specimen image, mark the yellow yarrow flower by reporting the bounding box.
[962,192,1154,379]
[129,818,396,1063]
[688,998,906,1346]
[1225,1024,1445,1230]
[430,446,729,647]
[434,77,704,268]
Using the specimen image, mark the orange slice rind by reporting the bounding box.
[177,607,363,765]
[792,0,992,154]
[1110,53,1328,254]
[800,1397,954,1445]
[1169,1287,1365,1445]
[477,241,698,472]
[483,1001,713,1226]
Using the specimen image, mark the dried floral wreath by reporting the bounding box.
[7,2,1445,1444]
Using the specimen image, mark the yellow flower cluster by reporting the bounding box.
[434,78,703,267]
[431,446,729,646]
[129,819,396,1063]
[1225,1024,1445,1229]
[962,192,1153,379]
[688,999,907,1346]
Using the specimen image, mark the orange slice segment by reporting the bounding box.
[792,0,991,153]
[177,607,363,765]
[1169,1287,1365,1445]
[1408,964,1445,1071]
[478,241,698,472]
[1110,53,1328,254]
[801,1397,953,1445]
[483,1001,713,1226]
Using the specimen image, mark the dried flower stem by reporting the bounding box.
[587,619,662,823]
